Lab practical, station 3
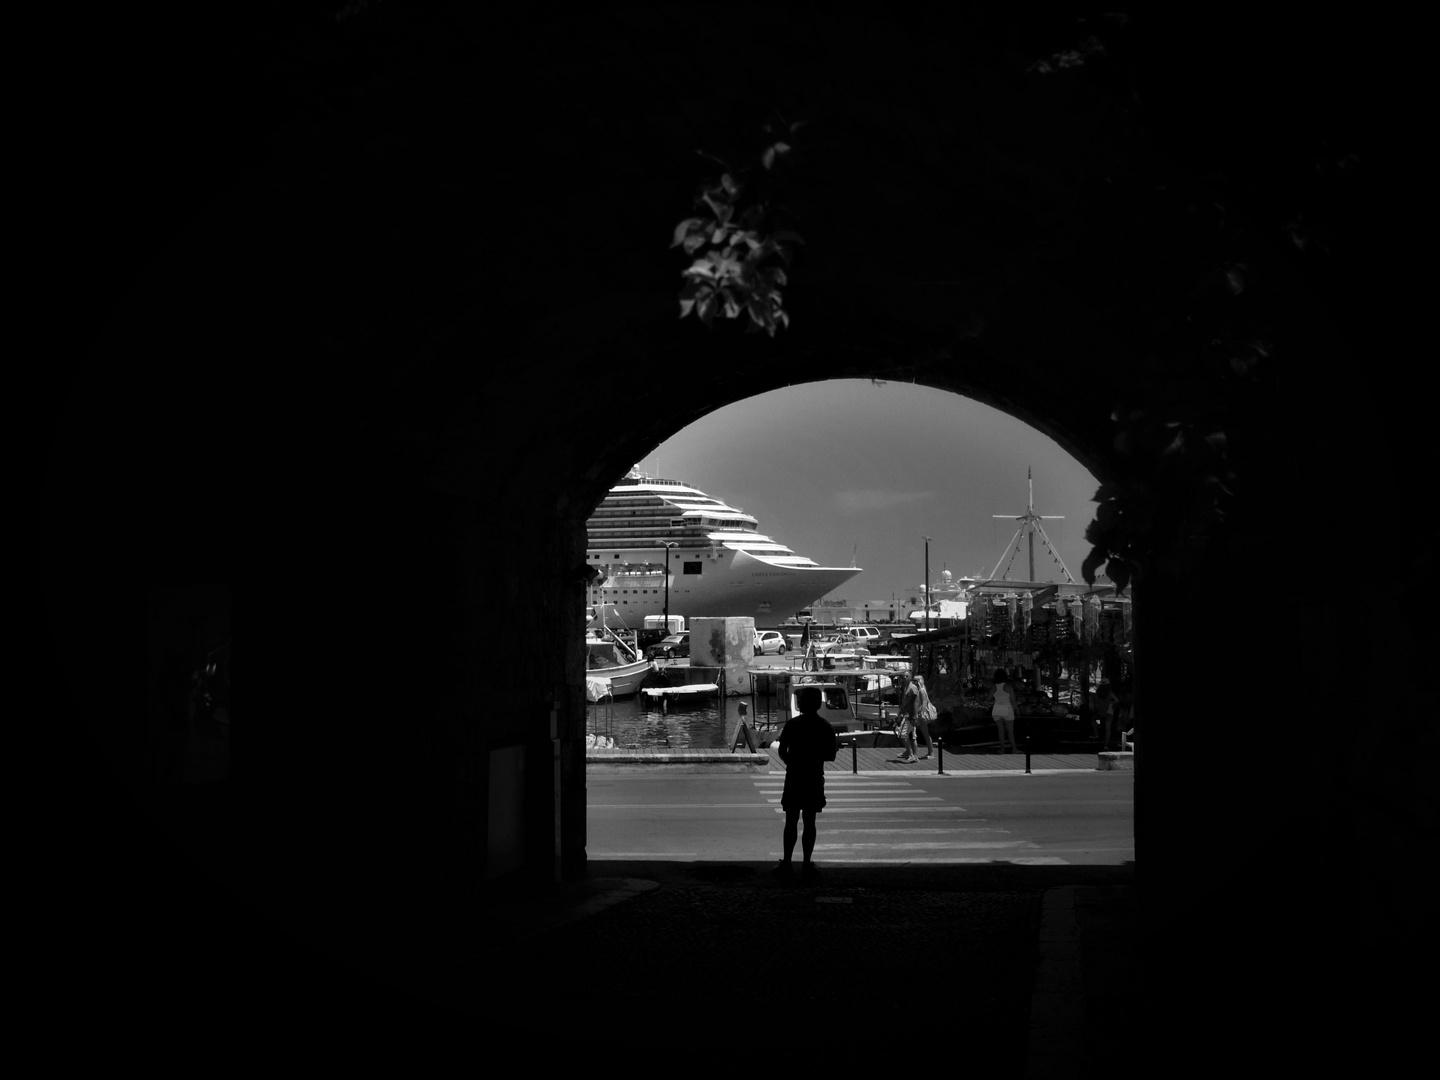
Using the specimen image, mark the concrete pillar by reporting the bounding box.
[691,617,755,748]
[690,617,756,693]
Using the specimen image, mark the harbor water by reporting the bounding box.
[584,687,793,751]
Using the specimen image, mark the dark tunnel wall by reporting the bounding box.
[39,3,1426,1052]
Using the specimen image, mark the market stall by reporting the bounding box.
[897,587,1133,750]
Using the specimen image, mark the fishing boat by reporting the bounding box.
[835,671,901,725]
[585,621,655,698]
[584,659,654,699]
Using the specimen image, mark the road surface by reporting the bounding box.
[586,770,1133,865]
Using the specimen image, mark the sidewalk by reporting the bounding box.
[583,744,1131,774]
[457,751,1134,1073]
[470,863,1133,1073]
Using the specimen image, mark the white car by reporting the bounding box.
[812,632,870,656]
[753,630,788,656]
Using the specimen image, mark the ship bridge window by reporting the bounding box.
[683,562,702,575]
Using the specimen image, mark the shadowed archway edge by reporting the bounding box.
[41,4,1423,1049]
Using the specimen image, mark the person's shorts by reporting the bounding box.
[781,775,826,813]
[897,719,915,739]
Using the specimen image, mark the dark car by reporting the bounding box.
[645,632,690,660]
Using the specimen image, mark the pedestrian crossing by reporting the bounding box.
[753,774,1069,865]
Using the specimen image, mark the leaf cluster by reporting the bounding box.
[1082,357,1258,593]
[671,118,804,337]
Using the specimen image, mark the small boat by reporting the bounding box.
[783,677,855,730]
[640,682,719,703]
[585,657,655,698]
[585,615,654,698]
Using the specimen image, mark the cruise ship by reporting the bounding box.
[586,469,862,625]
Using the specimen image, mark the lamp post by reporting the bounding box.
[923,536,932,632]
[662,542,678,630]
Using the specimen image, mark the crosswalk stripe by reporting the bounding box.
[812,841,1039,850]
[765,855,1070,865]
[764,796,944,803]
[823,835,1002,840]
[754,789,910,794]
[776,806,967,813]
[591,804,784,809]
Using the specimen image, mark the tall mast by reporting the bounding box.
[989,467,1076,583]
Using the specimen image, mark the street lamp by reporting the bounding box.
[662,542,678,630]
[923,536,932,632]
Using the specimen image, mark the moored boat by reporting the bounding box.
[640,682,719,704]
[584,658,655,699]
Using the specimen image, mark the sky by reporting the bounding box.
[642,379,1102,606]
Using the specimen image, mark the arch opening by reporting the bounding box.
[577,378,1130,776]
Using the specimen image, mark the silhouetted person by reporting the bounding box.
[775,685,838,878]
[992,667,1018,754]
[1093,680,1119,747]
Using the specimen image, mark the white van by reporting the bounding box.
[845,625,882,648]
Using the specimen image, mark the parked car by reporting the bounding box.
[812,631,870,656]
[753,630,788,656]
[845,625,882,649]
[645,632,689,660]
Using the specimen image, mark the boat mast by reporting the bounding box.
[989,467,1076,583]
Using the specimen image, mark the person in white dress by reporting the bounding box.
[992,668,1018,754]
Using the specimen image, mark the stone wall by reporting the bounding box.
[41,7,1423,1045]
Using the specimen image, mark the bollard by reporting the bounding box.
[1024,735,1031,774]
[852,741,858,774]
[937,737,945,775]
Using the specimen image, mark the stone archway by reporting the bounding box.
[44,6,1421,1052]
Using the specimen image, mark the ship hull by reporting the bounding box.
[586,472,862,625]
[590,551,860,625]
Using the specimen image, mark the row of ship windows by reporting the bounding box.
[592,553,706,562]
[592,519,751,529]
[595,563,703,576]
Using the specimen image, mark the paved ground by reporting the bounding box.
[461,862,1133,1073]
[436,749,1136,1073]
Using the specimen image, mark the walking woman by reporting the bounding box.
[992,668,1018,754]
[893,672,921,763]
[912,674,936,760]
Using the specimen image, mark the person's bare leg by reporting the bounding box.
[782,809,799,864]
[806,806,817,875]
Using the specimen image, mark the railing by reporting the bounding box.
[842,735,1036,774]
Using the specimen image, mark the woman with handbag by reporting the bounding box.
[912,674,936,760]
[892,672,921,764]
